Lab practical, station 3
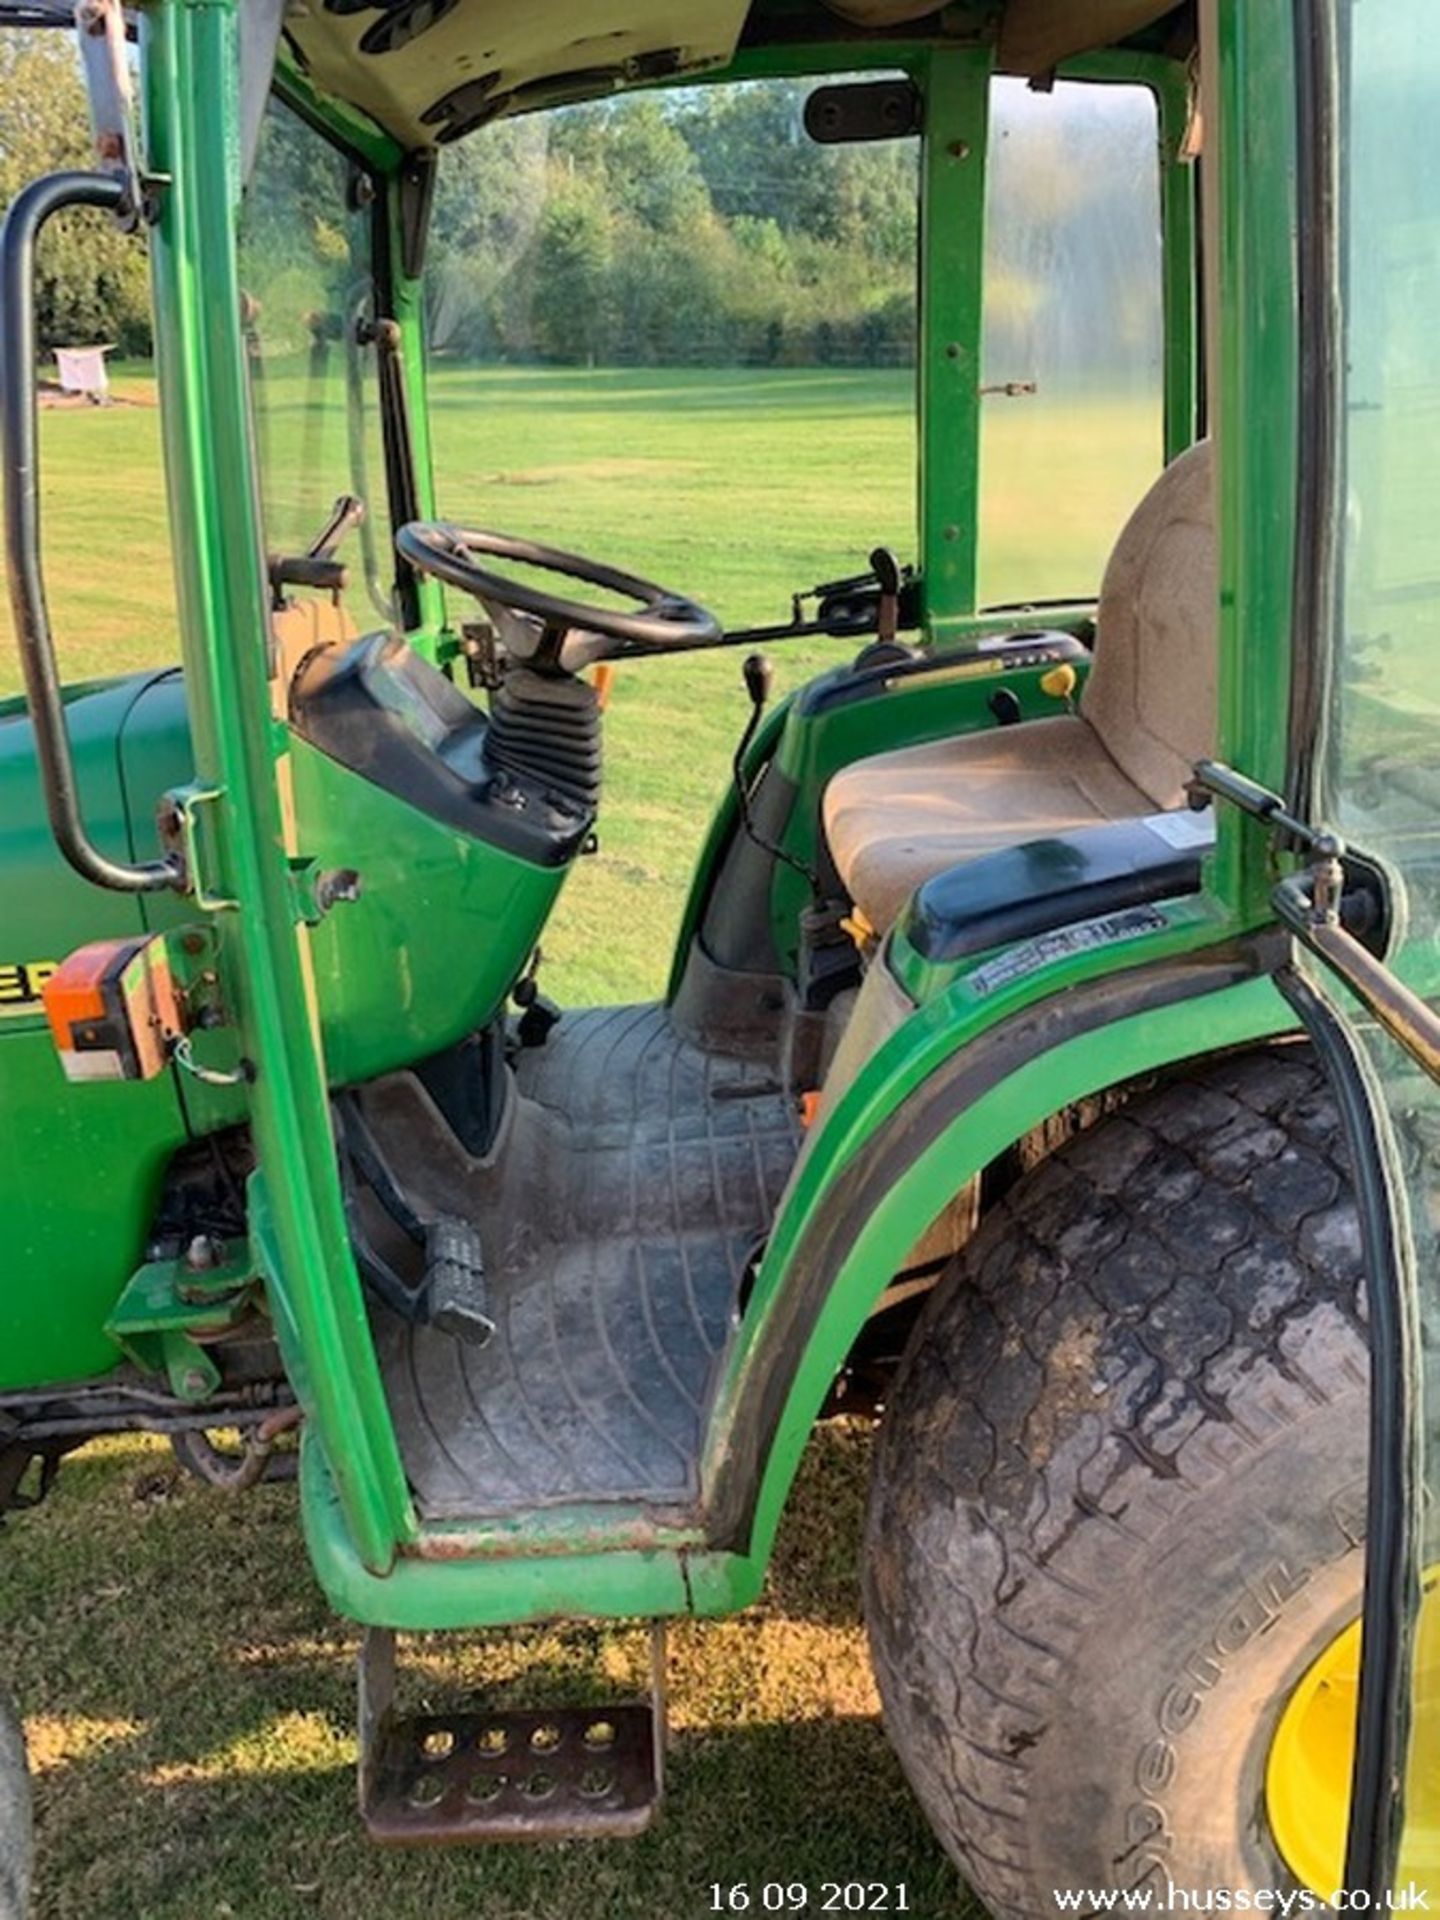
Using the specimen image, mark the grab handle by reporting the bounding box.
[1,170,182,892]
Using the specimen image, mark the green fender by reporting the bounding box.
[700,926,1298,1593]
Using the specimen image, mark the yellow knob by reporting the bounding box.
[1039,662,1078,702]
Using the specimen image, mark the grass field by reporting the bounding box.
[0,362,1153,1918]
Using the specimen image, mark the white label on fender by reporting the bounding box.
[965,906,1169,998]
[1142,810,1215,851]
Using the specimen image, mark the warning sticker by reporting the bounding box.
[0,961,58,1015]
[965,907,1168,998]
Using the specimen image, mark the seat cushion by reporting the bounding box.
[821,712,1153,932]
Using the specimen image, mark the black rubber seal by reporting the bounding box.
[1277,965,1422,1904]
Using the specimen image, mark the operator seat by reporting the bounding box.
[822,439,1216,932]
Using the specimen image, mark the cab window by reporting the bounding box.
[978,76,1165,608]
[425,76,920,630]
[239,97,396,626]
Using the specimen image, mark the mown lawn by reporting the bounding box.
[5,1424,963,1920]
[0,361,1145,1918]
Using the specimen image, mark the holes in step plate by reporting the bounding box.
[408,1772,445,1809]
[529,1724,562,1755]
[523,1772,557,1801]
[465,1773,505,1806]
[583,1720,617,1751]
[476,1725,509,1758]
[419,1727,456,1762]
[578,1766,615,1800]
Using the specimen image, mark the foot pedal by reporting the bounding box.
[358,1624,666,1844]
[423,1215,493,1347]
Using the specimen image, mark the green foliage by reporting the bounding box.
[427,83,920,370]
[0,29,151,356]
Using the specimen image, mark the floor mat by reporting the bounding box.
[372,1003,800,1521]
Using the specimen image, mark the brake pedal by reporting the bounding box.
[423,1215,493,1347]
[358,1624,667,1843]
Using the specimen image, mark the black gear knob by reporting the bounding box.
[869,546,902,598]
[743,651,775,709]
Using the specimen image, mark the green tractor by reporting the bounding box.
[2,0,1439,1910]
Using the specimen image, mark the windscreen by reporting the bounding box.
[425,77,920,631]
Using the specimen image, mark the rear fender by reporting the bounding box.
[701,919,1296,1578]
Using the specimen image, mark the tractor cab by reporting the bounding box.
[3,0,1440,1909]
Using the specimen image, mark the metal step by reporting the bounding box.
[358,1624,667,1844]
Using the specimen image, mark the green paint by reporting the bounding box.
[0,674,190,1386]
[288,735,569,1085]
[1209,3,1300,919]
[106,1237,259,1400]
[143,0,412,1572]
[918,49,992,633]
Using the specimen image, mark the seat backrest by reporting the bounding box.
[1080,437,1217,808]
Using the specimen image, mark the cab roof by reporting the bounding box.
[281,0,1191,152]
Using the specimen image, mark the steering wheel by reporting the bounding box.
[395,523,722,674]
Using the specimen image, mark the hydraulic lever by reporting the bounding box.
[731,653,820,892]
[267,493,365,606]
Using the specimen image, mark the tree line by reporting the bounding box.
[426,84,919,369]
[0,31,151,356]
[0,30,919,371]
[2,27,1162,385]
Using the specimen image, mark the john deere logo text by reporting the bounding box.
[0,962,57,1012]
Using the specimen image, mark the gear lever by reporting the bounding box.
[732,653,819,891]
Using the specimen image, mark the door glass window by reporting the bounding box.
[1317,0,1440,1896]
[978,77,1164,607]
[239,97,396,625]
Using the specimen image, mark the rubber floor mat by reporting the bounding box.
[374,1004,800,1520]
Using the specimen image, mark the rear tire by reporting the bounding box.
[0,1687,32,1920]
[864,1044,1369,1915]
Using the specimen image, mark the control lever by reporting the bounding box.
[308,492,366,561]
[267,493,366,607]
[732,654,819,892]
[870,546,901,647]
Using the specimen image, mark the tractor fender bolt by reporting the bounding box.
[181,1368,211,1398]
[315,867,363,912]
[185,1234,219,1272]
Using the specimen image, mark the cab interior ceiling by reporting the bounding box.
[281,0,1195,154]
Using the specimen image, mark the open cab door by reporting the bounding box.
[1217,0,1440,1901]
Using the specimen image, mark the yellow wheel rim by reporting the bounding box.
[1267,1583,1440,1901]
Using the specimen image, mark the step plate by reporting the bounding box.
[361,1701,662,1844]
